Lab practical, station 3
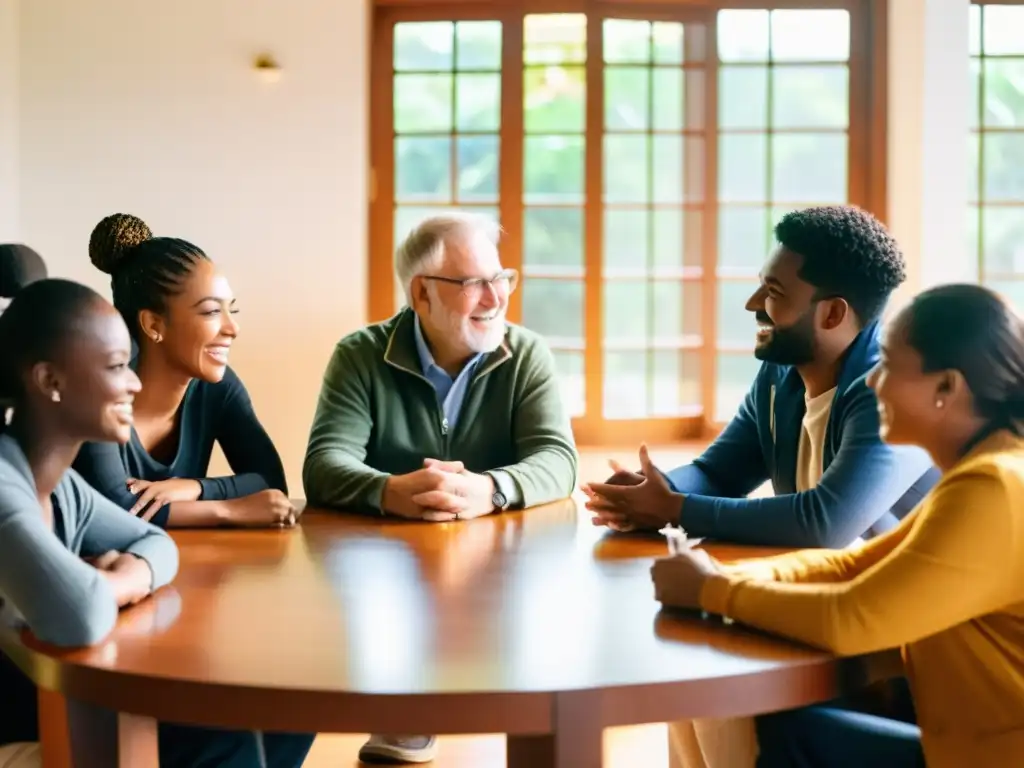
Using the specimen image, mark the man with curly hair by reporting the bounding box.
[586,204,938,548]
[585,205,937,768]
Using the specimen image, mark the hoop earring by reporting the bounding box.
[151,333,162,343]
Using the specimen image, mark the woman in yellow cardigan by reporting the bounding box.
[652,283,1024,768]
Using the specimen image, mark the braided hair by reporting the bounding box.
[88,214,209,341]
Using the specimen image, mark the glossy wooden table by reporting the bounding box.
[3,501,891,767]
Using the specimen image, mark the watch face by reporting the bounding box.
[493,491,507,508]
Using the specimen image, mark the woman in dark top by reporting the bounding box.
[0,278,314,768]
[73,213,296,528]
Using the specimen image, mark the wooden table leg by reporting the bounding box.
[506,692,603,768]
[38,690,72,768]
[65,697,158,768]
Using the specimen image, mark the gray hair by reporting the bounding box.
[394,212,501,304]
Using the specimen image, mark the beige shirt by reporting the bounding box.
[670,388,838,768]
[795,387,837,492]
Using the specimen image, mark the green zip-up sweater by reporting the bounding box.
[302,309,578,514]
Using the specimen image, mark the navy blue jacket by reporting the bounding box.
[669,322,940,548]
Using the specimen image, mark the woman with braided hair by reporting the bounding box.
[72,213,297,529]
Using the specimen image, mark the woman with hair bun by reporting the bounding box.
[73,213,296,529]
[650,284,1024,767]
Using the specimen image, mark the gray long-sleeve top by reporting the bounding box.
[0,434,179,647]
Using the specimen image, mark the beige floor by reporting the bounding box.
[303,444,704,768]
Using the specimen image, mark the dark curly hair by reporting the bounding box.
[774,205,906,326]
[904,284,1024,430]
[89,213,208,341]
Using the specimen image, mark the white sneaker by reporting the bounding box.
[358,735,438,764]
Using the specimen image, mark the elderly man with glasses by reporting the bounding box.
[302,212,578,764]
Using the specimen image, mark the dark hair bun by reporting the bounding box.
[89,213,153,275]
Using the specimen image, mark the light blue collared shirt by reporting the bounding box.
[411,316,521,508]
[413,316,484,432]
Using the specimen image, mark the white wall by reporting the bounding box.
[16,0,369,490]
[0,0,18,240]
[886,0,973,309]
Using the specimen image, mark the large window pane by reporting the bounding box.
[524,136,585,203]
[521,279,584,343]
[394,22,454,70]
[525,13,586,64]
[772,133,848,203]
[982,207,1024,275]
[717,280,759,346]
[770,10,850,62]
[719,66,767,129]
[394,74,453,132]
[653,21,685,65]
[652,281,702,341]
[653,136,684,203]
[604,280,649,342]
[719,135,767,202]
[456,73,501,131]
[524,65,586,132]
[456,136,499,202]
[653,209,703,271]
[974,4,1024,296]
[982,7,1024,56]
[524,208,584,272]
[718,206,769,273]
[604,19,652,64]
[604,351,648,418]
[456,21,502,69]
[652,349,701,416]
[982,59,1024,129]
[551,350,585,417]
[715,353,763,421]
[772,67,848,128]
[717,10,769,63]
[604,135,649,203]
[395,137,451,202]
[984,280,1024,312]
[604,209,648,273]
[982,134,1024,201]
[653,68,685,131]
[605,67,649,130]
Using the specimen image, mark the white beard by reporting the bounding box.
[429,299,506,356]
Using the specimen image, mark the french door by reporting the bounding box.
[369,0,881,445]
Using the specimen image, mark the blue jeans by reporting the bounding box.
[158,723,315,768]
[755,705,925,768]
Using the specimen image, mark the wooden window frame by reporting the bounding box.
[369,0,889,446]
[969,0,1024,293]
